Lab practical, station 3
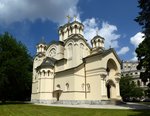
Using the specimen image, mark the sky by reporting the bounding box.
[0,0,144,61]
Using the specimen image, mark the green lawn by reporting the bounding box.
[0,103,150,116]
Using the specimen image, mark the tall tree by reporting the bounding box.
[120,76,143,102]
[135,0,150,85]
[0,32,32,103]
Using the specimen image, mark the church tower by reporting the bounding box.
[91,35,105,54]
[36,37,47,55]
[58,17,84,42]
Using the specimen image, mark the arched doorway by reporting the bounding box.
[106,83,111,98]
[106,59,118,99]
[54,84,62,101]
[56,92,60,101]
[106,79,116,99]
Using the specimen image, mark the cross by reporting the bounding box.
[66,15,71,23]
[41,36,45,43]
[74,15,77,21]
[109,40,112,48]
[96,29,99,36]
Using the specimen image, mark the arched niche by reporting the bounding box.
[46,45,57,58]
[106,79,116,99]
[106,59,118,77]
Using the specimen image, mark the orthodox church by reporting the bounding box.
[31,18,121,104]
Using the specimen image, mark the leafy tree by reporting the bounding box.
[135,0,150,85]
[120,76,143,101]
[0,32,32,103]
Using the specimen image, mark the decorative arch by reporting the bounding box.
[106,79,116,99]
[106,79,116,87]
[80,43,84,59]
[82,83,85,91]
[87,83,90,91]
[56,84,61,90]
[49,48,56,57]
[106,58,118,77]
[47,45,57,58]
[68,43,73,59]
[105,59,119,99]
[65,83,69,91]
[48,70,50,76]
[43,70,46,76]
[137,80,141,86]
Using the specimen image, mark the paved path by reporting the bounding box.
[35,102,150,110]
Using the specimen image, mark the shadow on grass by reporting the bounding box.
[115,102,150,116]
[128,109,150,116]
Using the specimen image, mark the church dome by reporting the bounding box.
[59,19,84,42]
[91,35,105,49]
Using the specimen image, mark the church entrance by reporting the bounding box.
[106,79,116,99]
[106,59,118,99]
[56,92,60,101]
[106,83,111,98]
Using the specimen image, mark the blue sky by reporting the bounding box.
[0,0,144,61]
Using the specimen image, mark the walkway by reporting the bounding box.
[35,102,150,110]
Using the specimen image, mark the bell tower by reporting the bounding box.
[91,34,105,54]
[58,16,84,42]
[36,37,47,55]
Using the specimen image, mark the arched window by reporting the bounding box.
[74,25,77,34]
[106,67,110,75]
[82,83,85,91]
[87,83,90,91]
[65,83,69,91]
[80,43,84,59]
[68,43,73,59]
[48,70,50,76]
[43,70,46,76]
[137,80,141,86]
[49,48,56,57]
[70,26,73,34]
[56,84,61,90]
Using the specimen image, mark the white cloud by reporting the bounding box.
[83,18,121,48]
[130,32,144,61]
[0,0,79,24]
[83,18,99,44]
[117,47,130,55]
[130,32,144,48]
[130,52,138,61]
[99,22,121,48]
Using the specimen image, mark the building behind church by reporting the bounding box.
[122,61,148,89]
[31,18,121,104]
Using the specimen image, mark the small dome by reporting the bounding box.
[91,35,105,49]
[91,35,104,42]
[36,37,47,54]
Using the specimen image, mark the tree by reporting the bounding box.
[135,0,150,85]
[120,76,144,102]
[0,32,32,103]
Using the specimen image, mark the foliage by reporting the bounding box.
[120,76,144,101]
[0,32,32,102]
[135,0,150,85]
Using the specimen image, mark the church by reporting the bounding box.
[31,18,121,104]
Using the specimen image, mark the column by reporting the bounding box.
[100,74,107,98]
[115,77,121,99]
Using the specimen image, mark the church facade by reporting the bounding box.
[31,19,121,104]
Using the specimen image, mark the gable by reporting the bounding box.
[64,34,91,49]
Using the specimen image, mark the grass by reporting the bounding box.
[0,103,150,116]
